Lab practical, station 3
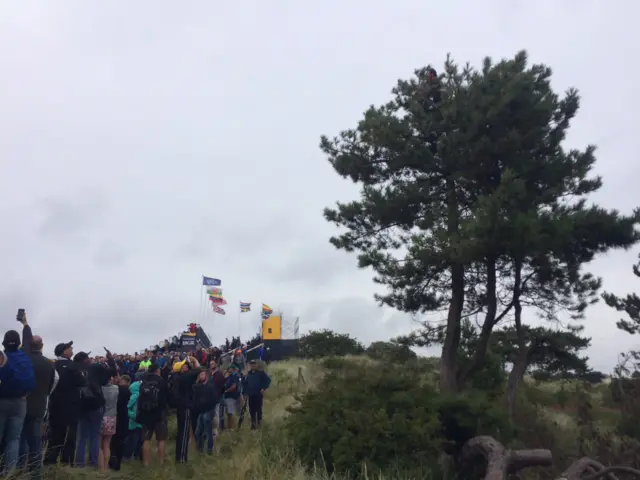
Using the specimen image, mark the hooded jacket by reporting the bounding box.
[127,381,142,430]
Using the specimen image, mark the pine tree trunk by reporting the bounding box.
[506,352,528,418]
[506,257,526,419]
[440,263,464,393]
[439,179,464,393]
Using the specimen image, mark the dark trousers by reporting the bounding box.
[19,414,44,479]
[43,414,78,466]
[248,394,263,429]
[123,428,142,460]
[108,431,126,470]
[175,408,191,464]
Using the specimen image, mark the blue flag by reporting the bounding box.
[202,276,221,286]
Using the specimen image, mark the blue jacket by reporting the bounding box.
[242,370,271,396]
[127,381,142,430]
[224,372,241,399]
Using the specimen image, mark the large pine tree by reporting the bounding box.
[322,51,640,392]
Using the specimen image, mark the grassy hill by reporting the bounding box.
[39,359,329,480]
[29,356,637,479]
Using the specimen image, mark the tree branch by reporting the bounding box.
[458,436,640,480]
[458,436,551,479]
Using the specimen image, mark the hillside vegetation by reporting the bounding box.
[35,352,640,480]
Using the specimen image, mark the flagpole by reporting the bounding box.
[198,277,204,325]
[237,303,241,340]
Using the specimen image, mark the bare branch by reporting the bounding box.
[458,436,551,479]
[457,436,640,480]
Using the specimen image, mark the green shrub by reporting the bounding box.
[298,330,365,359]
[286,362,510,478]
[365,341,417,363]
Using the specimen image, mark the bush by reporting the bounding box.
[298,330,365,359]
[365,341,417,363]
[286,362,511,478]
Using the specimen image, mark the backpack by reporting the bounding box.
[0,351,36,398]
[137,379,161,413]
[80,382,105,411]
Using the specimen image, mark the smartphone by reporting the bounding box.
[16,309,25,322]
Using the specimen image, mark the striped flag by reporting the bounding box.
[213,305,226,315]
[209,296,228,306]
[240,302,251,313]
[261,303,273,320]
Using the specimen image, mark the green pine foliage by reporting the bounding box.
[321,50,640,392]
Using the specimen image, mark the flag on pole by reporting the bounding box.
[261,303,273,320]
[213,305,226,315]
[240,302,251,313]
[207,287,223,298]
[203,276,221,286]
[209,296,228,306]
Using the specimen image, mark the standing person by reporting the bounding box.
[75,352,105,468]
[0,329,36,475]
[223,365,242,430]
[125,379,143,461]
[109,374,130,470]
[18,314,57,480]
[98,375,118,472]
[44,341,85,466]
[232,349,245,372]
[170,357,201,464]
[242,360,271,430]
[192,370,218,454]
[194,345,208,366]
[209,360,225,438]
[136,364,169,467]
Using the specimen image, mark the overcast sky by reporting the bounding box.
[1,1,638,371]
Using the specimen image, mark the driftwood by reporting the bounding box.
[458,436,640,480]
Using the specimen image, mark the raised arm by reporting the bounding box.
[20,314,33,353]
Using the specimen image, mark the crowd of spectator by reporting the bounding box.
[0,313,271,478]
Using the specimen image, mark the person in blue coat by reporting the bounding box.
[241,360,271,430]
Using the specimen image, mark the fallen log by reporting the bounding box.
[458,435,552,480]
[458,436,640,480]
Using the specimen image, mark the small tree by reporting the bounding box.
[298,329,365,359]
[322,50,640,396]
[366,340,417,363]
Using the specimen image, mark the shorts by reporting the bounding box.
[225,397,243,416]
[141,412,169,442]
[100,416,116,436]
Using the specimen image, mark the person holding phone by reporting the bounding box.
[0,310,36,475]
[16,310,58,479]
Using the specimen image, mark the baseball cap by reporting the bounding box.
[54,341,73,357]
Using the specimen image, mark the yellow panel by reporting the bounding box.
[262,315,281,340]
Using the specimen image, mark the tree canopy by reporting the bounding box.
[298,329,365,359]
[322,50,640,393]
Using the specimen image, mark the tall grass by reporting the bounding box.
[31,359,372,480]
[13,357,628,479]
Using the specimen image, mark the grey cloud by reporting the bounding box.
[93,241,129,267]
[36,193,108,240]
[281,297,417,346]
[265,241,358,288]
[0,1,638,370]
